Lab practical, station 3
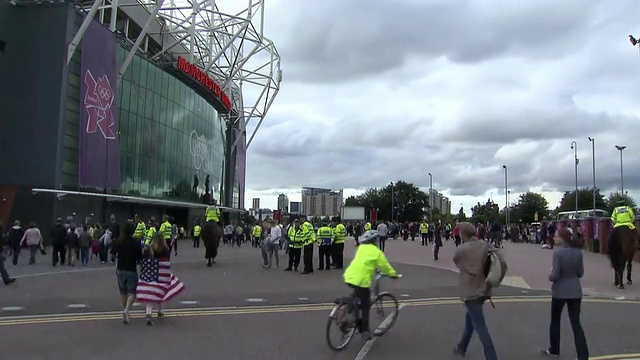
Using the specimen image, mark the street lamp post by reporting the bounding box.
[428,172,433,223]
[615,145,626,194]
[502,165,509,226]
[588,137,596,216]
[570,141,579,216]
[390,182,394,222]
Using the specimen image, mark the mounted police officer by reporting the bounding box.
[612,199,636,230]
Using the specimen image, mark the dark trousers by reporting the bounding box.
[288,247,301,270]
[99,243,108,262]
[379,236,387,252]
[434,243,441,260]
[193,236,200,248]
[80,247,89,265]
[331,243,344,269]
[302,243,314,273]
[348,284,371,333]
[455,235,461,247]
[11,246,20,265]
[549,298,589,359]
[318,245,331,270]
[52,245,66,266]
[421,233,427,245]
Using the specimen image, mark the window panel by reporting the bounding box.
[140,156,149,195]
[139,60,148,87]
[147,63,156,90]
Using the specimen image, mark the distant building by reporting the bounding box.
[301,187,343,217]
[428,189,451,215]
[252,198,260,211]
[249,208,273,220]
[277,193,289,212]
[289,201,301,214]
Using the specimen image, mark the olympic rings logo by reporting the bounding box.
[189,130,213,173]
[97,85,111,100]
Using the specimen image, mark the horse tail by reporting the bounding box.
[608,227,622,269]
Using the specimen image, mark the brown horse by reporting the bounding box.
[607,226,639,289]
[201,221,222,267]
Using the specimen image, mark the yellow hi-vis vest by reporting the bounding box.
[253,225,262,237]
[194,225,201,237]
[159,221,172,240]
[332,223,347,244]
[302,221,315,245]
[420,223,429,234]
[364,222,372,231]
[145,227,156,246]
[205,205,221,223]
[133,221,146,239]
[317,226,333,246]
[612,206,636,229]
[288,225,302,249]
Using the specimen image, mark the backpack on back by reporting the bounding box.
[483,245,507,288]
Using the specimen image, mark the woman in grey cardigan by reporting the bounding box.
[541,227,589,359]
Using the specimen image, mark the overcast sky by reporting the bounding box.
[234,0,640,214]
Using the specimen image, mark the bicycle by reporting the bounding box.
[326,272,403,351]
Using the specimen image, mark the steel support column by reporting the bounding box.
[67,0,103,65]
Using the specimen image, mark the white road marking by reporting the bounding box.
[400,294,410,298]
[246,298,266,303]
[354,303,406,360]
[67,304,89,309]
[180,301,200,305]
[298,297,309,301]
[2,306,25,311]
[132,302,142,307]
[615,296,626,300]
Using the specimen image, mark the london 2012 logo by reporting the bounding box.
[84,70,116,139]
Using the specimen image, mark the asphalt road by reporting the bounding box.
[3,239,640,359]
[0,241,546,315]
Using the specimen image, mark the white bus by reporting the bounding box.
[556,209,609,221]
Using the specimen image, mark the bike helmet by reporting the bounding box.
[359,230,379,244]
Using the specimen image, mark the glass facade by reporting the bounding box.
[61,45,226,205]
[116,47,226,203]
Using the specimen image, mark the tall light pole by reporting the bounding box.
[615,145,626,194]
[428,172,433,223]
[390,182,394,222]
[570,141,579,216]
[502,165,509,225]
[588,137,596,215]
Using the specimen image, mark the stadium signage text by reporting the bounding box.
[177,56,232,111]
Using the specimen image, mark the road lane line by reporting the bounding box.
[590,354,640,360]
[0,296,636,327]
[2,307,25,311]
[354,303,407,360]
[67,304,89,309]
[180,301,200,305]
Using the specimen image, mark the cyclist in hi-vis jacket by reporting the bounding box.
[343,230,399,339]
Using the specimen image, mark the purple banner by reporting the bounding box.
[79,18,120,189]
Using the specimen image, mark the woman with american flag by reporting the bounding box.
[136,231,185,325]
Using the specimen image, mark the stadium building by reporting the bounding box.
[0,0,281,228]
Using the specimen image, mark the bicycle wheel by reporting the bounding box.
[326,303,356,351]
[369,292,399,336]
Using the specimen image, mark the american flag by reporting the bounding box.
[136,257,185,303]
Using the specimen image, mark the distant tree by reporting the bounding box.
[345,181,429,222]
[606,191,638,215]
[512,192,549,223]
[344,195,364,207]
[471,199,500,224]
[556,187,606,213]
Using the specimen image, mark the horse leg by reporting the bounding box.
[617,263,625,289]
[627,259,633,285]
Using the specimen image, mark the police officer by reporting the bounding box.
[133,214,147,246]
[159,215,172,251]
[331,216,347,269]
[252,222,262,248]
[144,218,157,247]
[612,200,636,230]
[204,203,222,267]
[193,222,201,248]
[284,218,303,272]
[317,220,333,271]
[419,221,429,246]
[301,217,315,274]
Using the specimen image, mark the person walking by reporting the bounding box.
[541,227,589,359]
[8,221,24,265]
[262,220,281,269]
[50,218,67,266]
[452,222,506,360]
[377,221,388,252]
[78,224,92,266]
[20,222,43,265]
[110,221,143,324]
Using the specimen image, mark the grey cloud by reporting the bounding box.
[271,0,597,83]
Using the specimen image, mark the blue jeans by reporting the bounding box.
[458,297,498,360]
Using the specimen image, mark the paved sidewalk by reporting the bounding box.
[349,237,640,299]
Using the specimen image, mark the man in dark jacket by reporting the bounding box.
[50,218,67,266]
[8,221,25,265]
